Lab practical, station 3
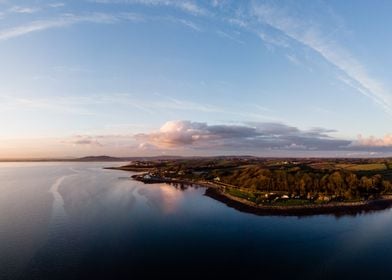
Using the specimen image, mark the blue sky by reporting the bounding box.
[0,0,392,158]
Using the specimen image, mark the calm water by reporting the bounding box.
[1,162,392,279]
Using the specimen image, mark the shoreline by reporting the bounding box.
[205,188,392,216]
[111,168,392,216]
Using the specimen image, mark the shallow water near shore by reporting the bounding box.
[1,162,392,279]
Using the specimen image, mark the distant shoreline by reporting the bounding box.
[109,167,392,216]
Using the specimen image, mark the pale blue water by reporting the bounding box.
[1,162,392,279]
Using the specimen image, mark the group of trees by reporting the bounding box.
[147,158,392,201]
[217,166,392,200]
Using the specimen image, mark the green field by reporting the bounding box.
[336,163,387,171]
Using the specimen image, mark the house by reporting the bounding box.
[214,177,221,182]
[143,174,152,180]
[281,195,289,199]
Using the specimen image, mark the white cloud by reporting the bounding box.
[356,134,392,147]
[164,17,202,31]
[89,0,208,16]
[0,93,223,116]
[257,30,289,49]
[285,53,301,65]
[216,30,244,44]
[0,13,117,42]
[251,3,392,116]
[227,17,248,28]
[66,135,104,147]
[211,0,228,8]
[49,3,65,8]
[9,6,41,14]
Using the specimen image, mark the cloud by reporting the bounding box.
[163,17,202,31]
[216,30,244,44]
[89,0,208,16]
[356,134,392,147]
[0,95,94,115]
[0,9,199,43]
[49,3,65,8]
[0,13,117,42]
[285,53,301,65]
[0,93,223,117]
[73,138,103,146]
[134,121,392,155]
[9,6,41,14]
[134,120,351,151]
[257,30,289,49]
[64,134,135,147]
[210,0,228,8]
[251,3,392,116]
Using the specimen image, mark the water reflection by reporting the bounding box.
[1,163,392,279]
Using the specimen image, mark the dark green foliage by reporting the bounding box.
[122,157,392,201]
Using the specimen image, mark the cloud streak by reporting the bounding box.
[89,0,208,16]
[0,13,117,42]
[0,93,223,116]
[251,3,392,115]
[0,9,202,42]
[9,6,41,14]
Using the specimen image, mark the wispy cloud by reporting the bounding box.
[163,16,202,31]
[66,135,104,147]
[152,93,222,113]
[0,95,94,115]
[0,13,117,42]
[89,0,209,16]
[285,53,301,66]
[251,3,392,116]
[216,29,244,44]
[257,30,289,49]
[48,3,65,8]
[0,7,204,43]
[9,6,41,14]
[0,93,223,116]
[210,0,228,8]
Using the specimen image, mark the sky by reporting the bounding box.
[0,0,392,158]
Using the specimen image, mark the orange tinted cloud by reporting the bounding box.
[357,134,392,147]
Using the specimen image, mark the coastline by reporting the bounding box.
[117,170,392,216]
[205,188,392,216]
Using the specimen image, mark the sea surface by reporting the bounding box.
[1,162,392,279]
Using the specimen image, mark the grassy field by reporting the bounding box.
[225,188,257,203]
[335,163,387,171]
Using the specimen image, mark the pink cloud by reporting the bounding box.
[134,120,351,151]
[357,134,392,147]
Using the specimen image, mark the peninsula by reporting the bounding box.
[108,157,392,215]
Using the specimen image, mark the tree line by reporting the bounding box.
[217,166,392,200]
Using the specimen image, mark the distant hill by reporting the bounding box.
[74,155,186,162]
[74,156,126,162]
